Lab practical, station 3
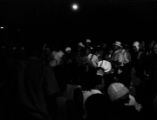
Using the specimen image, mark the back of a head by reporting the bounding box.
[85,94,110,120]
[81,66,103,90]
[107,82,129,102]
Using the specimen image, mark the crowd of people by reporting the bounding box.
[1,38,157,120]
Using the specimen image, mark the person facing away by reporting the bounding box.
[80,66,111,120]
[17,47,57,120]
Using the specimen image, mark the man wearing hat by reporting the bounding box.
[107,82,142,120]
[111,41,132,88]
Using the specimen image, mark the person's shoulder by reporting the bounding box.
[85,93,108,106]
[85,93,111,117]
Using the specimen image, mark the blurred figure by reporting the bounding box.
[148,40,156,55]
[85,39,92,47]
[112,41,131,67]
[81,66,110,120]
[65,47,72,54]
[42,43,51,64]
[0,45,10,120]
[50,50,64,67]
[145,42,157,118]
[113,41,123,51]
[17,47,56,120]
[63,46,76,84]
[130,40,148,107]
[49,50,67,93]
[43,50,61,120]
[132,41,140,53]
[111,41,132,87]
[108,82,142,120]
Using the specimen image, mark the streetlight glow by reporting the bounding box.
[71,3,79,11]
[0,26,4,29]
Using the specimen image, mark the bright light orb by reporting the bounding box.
[0,26,4,29]
[72,3,79,11]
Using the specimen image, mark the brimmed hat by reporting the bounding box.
[113,41,122,48]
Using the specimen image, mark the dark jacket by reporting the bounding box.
[85,93,111,120]
[17,57,57,120]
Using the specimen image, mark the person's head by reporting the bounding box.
[65,46,72,54]
[49,50,64,67]
[107,82,129,102]
[113,41,122,50]
[85,39,92,47]
[132,41,140,52]
[80,64,104,91]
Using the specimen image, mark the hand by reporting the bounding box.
[124,95,142,112]
[124,95,136,106]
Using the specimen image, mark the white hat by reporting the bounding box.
[107,82,129,101]
[86,39,92,43]
[65,47,72,52]
[97,60,112,73]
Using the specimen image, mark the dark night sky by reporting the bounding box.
[4,0,157,47]
[7,0,157,24]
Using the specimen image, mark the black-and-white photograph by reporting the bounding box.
[1,0,157,120]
